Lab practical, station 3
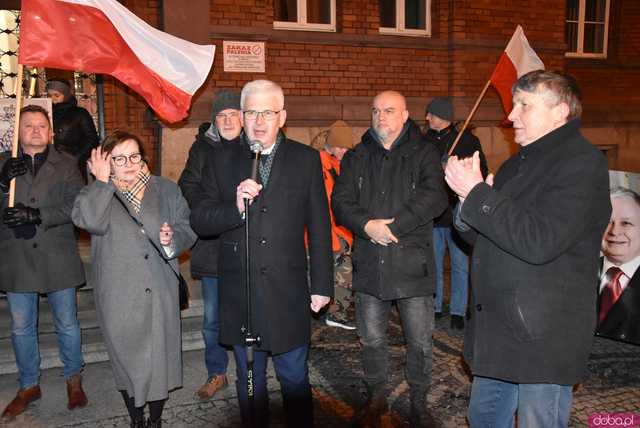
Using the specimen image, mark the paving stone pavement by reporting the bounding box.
[0,310,638,427]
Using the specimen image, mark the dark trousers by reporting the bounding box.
[233,344,313,428]
[355,292,434,401]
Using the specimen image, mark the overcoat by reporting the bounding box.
[457,120,611,385]
[72,177,196,407]
[0,148,85,293]
[596,258,640,344]
[190,134,333,355]
[332,120,448,300]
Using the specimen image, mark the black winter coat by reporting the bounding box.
[178,123,241,278]
[332,120,448,300]
[425,124,488,227]
[190,134,333,354]
[457,119,611,385]
[52,96,99,165]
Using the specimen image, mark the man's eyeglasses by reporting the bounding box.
[111,153,142,167]
[243,110,281,121]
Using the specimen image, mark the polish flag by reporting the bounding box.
[490,26,545,116]
[19,0,215,123]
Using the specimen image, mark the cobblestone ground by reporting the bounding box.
[3,310,639,428]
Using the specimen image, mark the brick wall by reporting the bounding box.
[100,0,640,173]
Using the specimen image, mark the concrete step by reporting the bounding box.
[0,307,205,375]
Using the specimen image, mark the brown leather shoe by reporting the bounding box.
[196,374,228,399]
[1,385,42,421]
[67,374,88,410]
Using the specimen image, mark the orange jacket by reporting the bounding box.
[319,150,353,251]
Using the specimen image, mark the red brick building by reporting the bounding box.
[93,0,640,177]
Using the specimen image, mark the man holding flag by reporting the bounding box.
[445,70,611,427]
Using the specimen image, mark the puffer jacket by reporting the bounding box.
[332,119,447,300]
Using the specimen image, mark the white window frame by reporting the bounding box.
[379,0,431,37]
[273,0,336,32]
[565,0,610,59]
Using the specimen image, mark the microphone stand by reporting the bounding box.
[242,142,262,428]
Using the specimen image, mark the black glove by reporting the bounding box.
[3,203,41,228]
[0,158,27,189]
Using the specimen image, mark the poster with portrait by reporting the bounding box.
[596,170,640,345]
[0,98,53,153]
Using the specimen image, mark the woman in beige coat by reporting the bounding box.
[72,131,196,428]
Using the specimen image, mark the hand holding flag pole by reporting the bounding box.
[8,64,24,209]
[447,25,544,157]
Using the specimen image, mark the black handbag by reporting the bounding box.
[115,195,190,310]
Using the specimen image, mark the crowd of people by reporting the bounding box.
[0,70,633,427]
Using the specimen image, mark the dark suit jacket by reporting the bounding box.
[190,134,333,354]
[596,258,640,344]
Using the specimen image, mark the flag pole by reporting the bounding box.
[8,64,24,208]
[447,79,491,157]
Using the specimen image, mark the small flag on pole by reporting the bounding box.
[19,0,216,123]
[490,25,545,115]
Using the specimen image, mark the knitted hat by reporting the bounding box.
[211,90,241,119]
[46,79,72,98]
[425,97,454,122]
[326,120,354,149]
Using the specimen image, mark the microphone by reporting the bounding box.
[249,140,263,182]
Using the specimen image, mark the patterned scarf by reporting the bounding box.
[112,162,151,213]
[258,132,283,188]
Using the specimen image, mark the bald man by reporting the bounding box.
[333,91,447,427]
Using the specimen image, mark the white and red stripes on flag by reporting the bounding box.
[19,0,215,123]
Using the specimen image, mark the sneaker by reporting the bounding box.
[196,374,228,399]
[325,312,356,330]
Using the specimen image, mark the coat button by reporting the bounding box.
[144,254,149,259]
[260,238,267,245]
[145,288,151,294]
[476,304,482,311]
[261,207,267,213]
[32,243,38,249]
[30,197,36,203]
[380,259,384,264]
[260,267,267,275]
[481,205,491,214]
[620,333,626,339]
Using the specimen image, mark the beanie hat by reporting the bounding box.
[326,120,354,149]
[46,79,72,98]
[426,97,454,122]
[211,90,241,119]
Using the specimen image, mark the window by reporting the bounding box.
[379,0,431,37]
[274,0,335,32]
[566,0,610,58]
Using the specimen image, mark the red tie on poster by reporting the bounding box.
[598,267,625,324]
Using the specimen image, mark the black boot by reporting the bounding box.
[353,389,387,428]
[130,418,144,428]
[146,418,162,428]
[409,397,438,428]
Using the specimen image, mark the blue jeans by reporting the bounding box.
[355,292,433,398]
[233,344,312,428]
[433,226,469,316]
[468,376,573,428]
[7,288,84,389]
[201,276,228,377]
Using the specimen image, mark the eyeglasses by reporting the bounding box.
[243,110,281,121]
[111,153,142,167]
[215,111,240,120]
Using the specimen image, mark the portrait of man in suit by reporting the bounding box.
[597,186,640,344]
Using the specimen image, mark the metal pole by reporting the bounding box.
[95,74,106,140]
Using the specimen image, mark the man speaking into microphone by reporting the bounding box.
[190,79,333,428]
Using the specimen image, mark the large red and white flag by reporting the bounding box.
[19,0,215,123]
[490,25,544,115]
